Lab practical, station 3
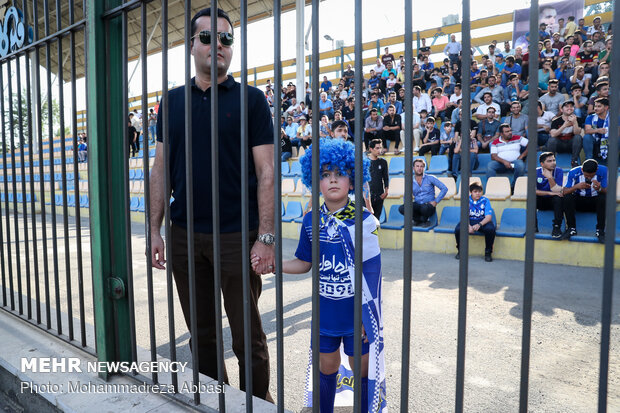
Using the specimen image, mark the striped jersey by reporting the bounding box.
[566,165,608,197]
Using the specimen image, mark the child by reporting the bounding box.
[454,182,496,262]
[439,121,454,155]
[418,116,441,156]
[254,138,386,413]
[385,72,397,93]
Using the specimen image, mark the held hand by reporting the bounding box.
[468,225,475,234]
[505,161,513,169]
[380,192,388,200]
[151,232,166,270]
[592,181,601,191]
[361,325,369,343]
[430,201,437,207]
[250,241,275,275]
[576,181,590,190]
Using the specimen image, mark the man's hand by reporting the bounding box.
[504,160,513,169]
[468,225,476,234]
[250,241,275,275]
[592,180,602,191]
[430,200,437,207]
[380,191,388,200]
[541,168,553,179]
[151,232,166,270]
[575,181,590,190]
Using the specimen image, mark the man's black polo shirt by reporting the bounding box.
[156,75,273,234]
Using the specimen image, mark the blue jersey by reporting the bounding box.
[295,201,381,337]
[468,195,493,225]
[566,165,608,197]
[536,167,563,196]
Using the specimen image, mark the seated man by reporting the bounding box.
[398,158,448,227]
[476,106,501,151]
[548,100,583,168]
[536,152,565,238]
[474,91,501,121]
[455,182,496,262]
[486,124,528,183]
[583,97,609,164]
[563,159,607,243]
[318,92,335,119]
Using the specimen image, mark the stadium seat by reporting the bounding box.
[434,206,460,234]
[472,153,492,174]
[138,197,145,212]
[67,195,76,207]
[484,177,511,200]
[129,169,136,180]
[295,146,305,158]
[149,148,156,158]
[16,193,22,203]
[130,196,140,211]
[454,176,483,200]
[535,210,560,240]
[381,204,404,230]
[436,177,456,199]
[80,195,89,208]
[282,201,302,222]
[0,193,4,202]
[570,212,599,243]
[387,177,405,198]
[616,179,620,202]
[290,180,308,197]
[44,173,51,182]
[67,172,74,181]
[511,176,528,201]
[496,208,526,237]
[281,201,285,217]
[426,155,449,174]
[15,175,21,182]
[135,169,144,180]
[388,157,404,175]
[294,202,310,223]
[281,162,290,176]
[379,206,386,224]
[412,212,437,232]
[54,173,62,181]
[281,178,296,195]
[55,194,62,205]
[284,161,302,177]
[555,153,572,170]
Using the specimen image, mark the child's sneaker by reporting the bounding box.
[564,227,577,239]
[551,225,562,239]
[596,229,605,243]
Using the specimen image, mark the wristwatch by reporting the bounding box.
[257,233,275,246]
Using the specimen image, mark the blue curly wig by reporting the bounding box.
[299,138,370,194]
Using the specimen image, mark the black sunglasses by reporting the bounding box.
[194,30,234,47]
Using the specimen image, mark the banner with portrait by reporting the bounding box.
[512,0,585,53]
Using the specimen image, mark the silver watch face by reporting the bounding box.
[259,233,275,245]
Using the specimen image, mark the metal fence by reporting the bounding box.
[0,0,618,412]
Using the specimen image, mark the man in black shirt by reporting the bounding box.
[368,139,390,220]
[150,8,274,401]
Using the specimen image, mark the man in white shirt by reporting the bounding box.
[486,124,528,183]
[400,105,422,151]
[412,85,432,114]
[443,34,462,65]
[474,92,500,121]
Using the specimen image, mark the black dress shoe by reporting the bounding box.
[455,252,460,259]
[484,253,493,262]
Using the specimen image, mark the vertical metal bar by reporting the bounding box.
[161,0,179,393]
[8,58,24,316]
[0,65,7,309]
[45,19,62,335]
[69,0,86,347]
[121,9,138,363]
[140,0,158,385]
[25,0,41,325]
[0,64,14,312]
[56,0,74,340]
[273,0,284,410]
[519,0,539,411]
[455,0,472,410]
[311,0,320,410]
[17,54,33,321]
[598,2,620,411]
[208,2,225,410]
[17,0,32,323]
[184,0,200,405]
[240,1,253,408]
[34,2,51,328]
[352,0,363,411]
[400,0,413,409]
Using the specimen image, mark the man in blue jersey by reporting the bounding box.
[455,182,496,262]
[399,158,448,227]
[536,152,565,238]
[563,159,607,243]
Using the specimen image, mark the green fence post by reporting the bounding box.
[86,0,133,380]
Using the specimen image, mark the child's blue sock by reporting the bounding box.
[361,376,369,413]
[319,371,337,413]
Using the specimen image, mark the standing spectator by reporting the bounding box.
[564,16,578,38]
[148,108,157,144]
[128,117,138,157]
[150,7,274,401]
[382,104,402,153]
[418,116,441,156]
[381,46,395,67]
[536,152,565,239]
[368,139,389,220]
[444,34,462,65]
[417,37,431,60]
[129,112,142,155]
[373,58,386,75]
[399,158,448,226]
[563,159,607,243]
[583,97,610,163]
[455,182,496,261]
[487,124,528,183]
[364,108,383,150]
[343,64,354,87]
[548,101,582,167]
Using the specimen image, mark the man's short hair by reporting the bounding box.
[582,159,599,173]
[509,73,519,80]
[482,91,493,98]
[548,79,559,85]
[369,139,383,149]
[595,97,610,106]
[486,107,496,113]
[562,45,571,50]
[561,100,575,108]
[539,151,555,164]
[506,55,515,63]
[331,120,348,131]
[511,101,522,108]
[499,123,511,133]
[469,182,483,192]
[369,108,378,114]
[570,83,582,91]
[413,158,427,168]
[426,116,436,123]
[596,82,609,91]
[455,83,462,89]
[443,121,452,127]
[413,85,422,91]
[191,8,234,38]
[420,109,428,115]
[433,87,443,94]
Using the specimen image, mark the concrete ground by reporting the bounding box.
[0,210,619,412]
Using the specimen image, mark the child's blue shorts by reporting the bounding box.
[315,334,370,356]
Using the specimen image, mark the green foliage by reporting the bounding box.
[2,89,60,149]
